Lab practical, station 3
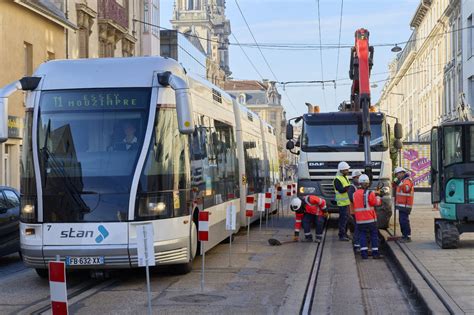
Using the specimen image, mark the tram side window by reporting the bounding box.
[443,126,463,166]
[137,109,191,219]
[243,133,264,194]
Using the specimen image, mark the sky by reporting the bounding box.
[160,0,420,118]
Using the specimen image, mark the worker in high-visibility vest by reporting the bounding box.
[351,174,382,259]
[394,167,415,243]
[290,198,304,241]
[333,161,351,241]
[290,196,327,242]
[348,169,363,250]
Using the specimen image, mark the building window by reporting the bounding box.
[152,0,160,37]
[469,76,474,109]
[78,27,90,58]
[238,94,246,105]
[469,15,473,58]
[144,1,149,32]
[24,42,33,76]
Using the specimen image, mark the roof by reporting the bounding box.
[223,80,268,91]
[15,0,77,29]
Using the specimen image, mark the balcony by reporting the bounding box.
[98,0,128,30]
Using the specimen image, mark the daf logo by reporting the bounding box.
[59,225,109,244]
[308,162,324,167]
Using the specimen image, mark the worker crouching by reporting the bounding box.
[350,174,382,259]
[290,196,327,243]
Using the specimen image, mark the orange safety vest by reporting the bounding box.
[396,177,414,209]
[304,195,327,216]
[353,189,381,224]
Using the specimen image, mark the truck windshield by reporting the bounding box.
[301,121,388,152]
[37,89,151,222]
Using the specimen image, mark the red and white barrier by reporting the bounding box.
[198,211,209,241]
[277,186,282,200]
[286,184,292,196]
[49,261,68,315]
[246,196,255,217]
[265,192,272,209]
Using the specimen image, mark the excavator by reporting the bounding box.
[286,29,403,228]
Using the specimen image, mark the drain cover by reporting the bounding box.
[170,294,226,303]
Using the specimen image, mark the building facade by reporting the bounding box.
[462,0,474,114]
[378,0,454,141]
[0,0,160,189]
[171,0,231,86]
[0,0,73,189]
[224,80,287,162]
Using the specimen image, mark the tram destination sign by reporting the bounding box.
[40,89,151,111]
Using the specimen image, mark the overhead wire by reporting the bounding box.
[233,0,299,113]
[315,0,327,109]
[334,0,344,107]
[231,33,265,80]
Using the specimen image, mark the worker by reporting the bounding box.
[394,167,414,242]
[350,174,382,259]
[348,170,363,250]
[302,195,327,242]
[290,198,304,241]
[290,196,327,242]
[333,161,351,241]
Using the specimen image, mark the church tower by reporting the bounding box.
[171,0,231,78]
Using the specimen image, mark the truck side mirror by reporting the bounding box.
[286,140,295,150]
[394,139,403,150]
[394,122,403,140]
[286,124,294,140]
[158,72,194,134]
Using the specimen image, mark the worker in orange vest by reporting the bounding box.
[290,198,304,241]
[290,196,327,242]
[350,174,382,259]
[348,169,363,251]
[394,167,414,242]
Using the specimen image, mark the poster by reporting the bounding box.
[401,142,431,188]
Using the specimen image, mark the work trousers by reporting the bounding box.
[398,208,411,238]
[302,213,325,240]
[352,215,360,248]
[358,222,379,258]
[338,206,349,238]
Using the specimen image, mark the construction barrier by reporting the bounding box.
[246,196,255,217]
[198,211,209,241]
[49,261,68,315]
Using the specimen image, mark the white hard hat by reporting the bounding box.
[290,198,302,212]
[394,166,406,175]
[352,170,363,177]
[338,161,350,171]
[359,174,370,184]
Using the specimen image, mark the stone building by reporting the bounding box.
[378,0,454,141]
[171,0,231,87]
[0,0,74,189]
[224,80,287,158]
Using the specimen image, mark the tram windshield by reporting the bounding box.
[37,89,151,222]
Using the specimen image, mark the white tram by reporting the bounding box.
[0,57,280,276]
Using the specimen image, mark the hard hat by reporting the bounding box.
[359,174,370,184]
[338,161,350,171]
[394,166,406,175]
[290,198,302,212]
[352,170,363,177]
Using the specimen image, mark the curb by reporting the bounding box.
[380,230,451,314]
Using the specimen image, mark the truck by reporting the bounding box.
[285,29,403,228]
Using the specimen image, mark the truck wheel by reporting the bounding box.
[435,221,459,249]
[35,268,49,279]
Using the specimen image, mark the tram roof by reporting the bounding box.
[34,56,187,90]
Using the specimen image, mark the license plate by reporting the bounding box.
[66,256,104,266]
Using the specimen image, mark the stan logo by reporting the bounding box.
[95,225,109,244]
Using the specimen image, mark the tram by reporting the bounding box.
[0,57,280,277]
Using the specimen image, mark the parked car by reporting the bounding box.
[0,186,20,257]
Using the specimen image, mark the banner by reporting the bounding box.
[401,142,431,188]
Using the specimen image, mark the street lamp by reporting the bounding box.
[391,44,402,52]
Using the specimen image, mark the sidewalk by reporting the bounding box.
[386,192,474,313]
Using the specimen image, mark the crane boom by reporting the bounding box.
[349,28,374,178]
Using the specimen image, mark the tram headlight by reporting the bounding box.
[137,195,170,218]
[20,197,36,222]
